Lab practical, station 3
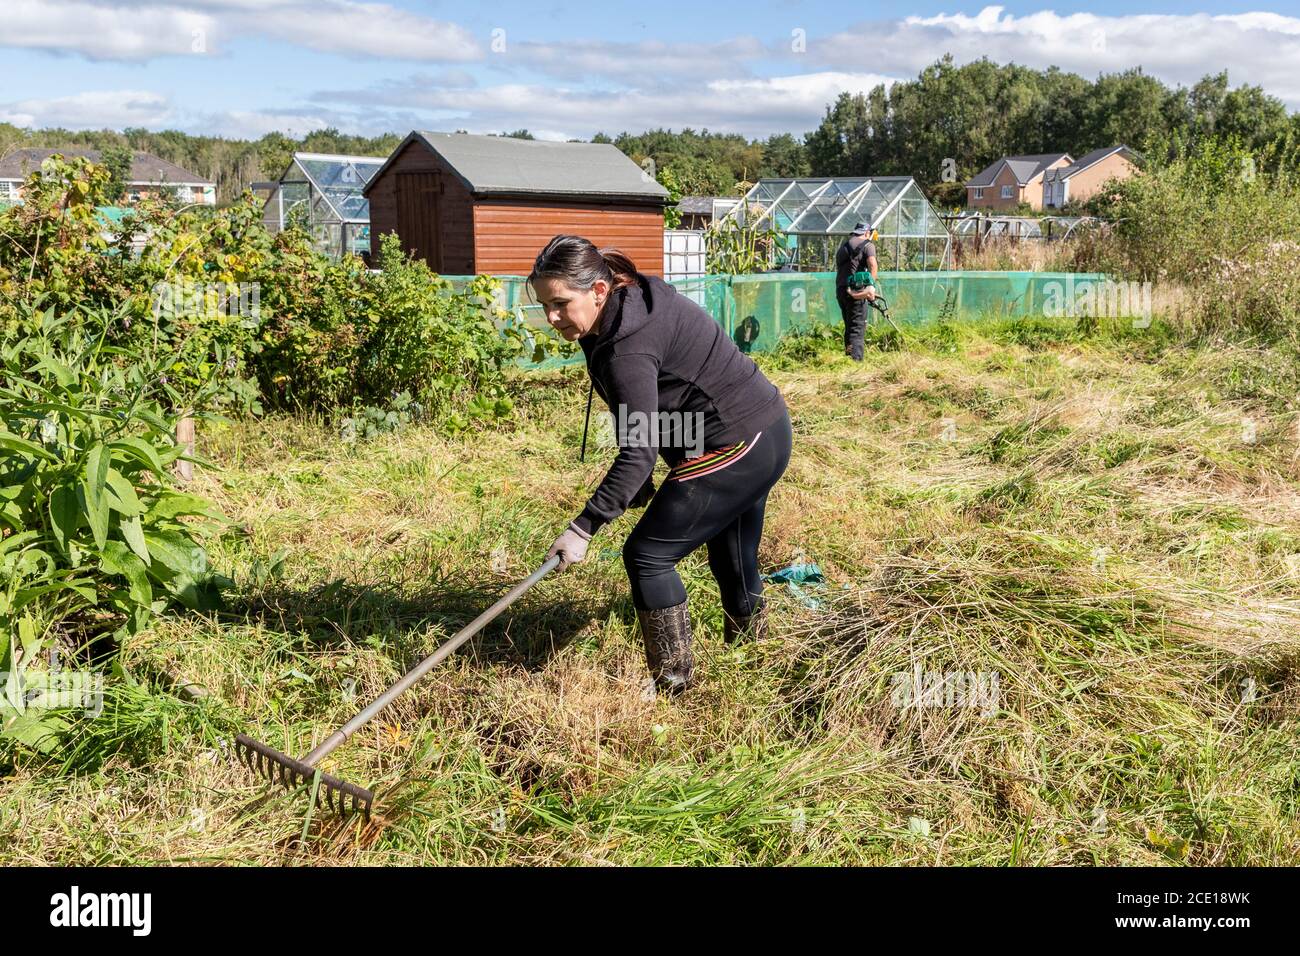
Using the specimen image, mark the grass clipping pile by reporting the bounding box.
[757,528,1300,861]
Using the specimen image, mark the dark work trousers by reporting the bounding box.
[837,287,866,361]
[623,409,793,615]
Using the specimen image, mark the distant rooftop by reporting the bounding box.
[1042,146,1135,183]
[967,153,1072,188]
[0,148,213,186]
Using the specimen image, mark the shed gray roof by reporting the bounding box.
[676,196,726,215]
[967,153,1071,188]
[364,131,669,203]
[0,148,213,185]
[1042,146,1134,182]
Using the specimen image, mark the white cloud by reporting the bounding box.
[0,89,174,129]
[5,5,1298,140]
[808,6,1300,108]
[3,1,210,60]
[253,1,481,61]
[510,36,766,84]
[317,71,896,140]
[0,88,344,139]
[0,0,482,62]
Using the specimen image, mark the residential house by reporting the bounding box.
[0,148,216,206]
[1041,146,1138,209]
[965,153,1072,211]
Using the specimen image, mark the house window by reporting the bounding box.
[1001,185,1013,199]
[0,180,17,201]
[974,187,984,200]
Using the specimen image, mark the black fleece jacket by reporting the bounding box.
[571,273,788,536]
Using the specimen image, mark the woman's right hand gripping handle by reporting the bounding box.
[547,522,592,572]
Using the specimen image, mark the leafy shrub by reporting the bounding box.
[251,227,373,411]
[0,156,549,420]
[360,233,528,418]
[0,302,229,683]
[1093,136,1300,339]
[340,391,425,442]
[0,155,264,413]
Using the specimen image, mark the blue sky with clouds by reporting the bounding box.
[2,1,1297,141]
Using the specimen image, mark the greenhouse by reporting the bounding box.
[260,152,386,259]
[724,176,952,271]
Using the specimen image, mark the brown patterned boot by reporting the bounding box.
[638,601,694,696]
[723,597,769,644]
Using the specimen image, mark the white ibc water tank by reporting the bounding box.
[663,229,706,280]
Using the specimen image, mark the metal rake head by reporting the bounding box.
[234,733,374,818]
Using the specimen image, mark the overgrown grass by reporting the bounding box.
[3,313,1298,865]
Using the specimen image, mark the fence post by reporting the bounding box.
[175,414,195,483]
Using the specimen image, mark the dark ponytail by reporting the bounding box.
[529,234,639,293]
[597,248,639,290]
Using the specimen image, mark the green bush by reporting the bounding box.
[0,155,550,420]
[340,390,425,442]
[360,233,527,422]
[1093,137,1300,339]
[250,228,372,411]
[0,155,265,414]
[1,303,229,698]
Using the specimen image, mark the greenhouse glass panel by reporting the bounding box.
[727,175,951,271]
[261,152,386,259]
[780,180,822,204]
[788,203,842,233]
[752,180,794,203]
[837,182,895,231]
[766,199,806,230]
[790,181,865,233]
[298,157,383,222]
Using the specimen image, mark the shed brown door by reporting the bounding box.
[396,171,443,271]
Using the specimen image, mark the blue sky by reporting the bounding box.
[2,1,1298,141]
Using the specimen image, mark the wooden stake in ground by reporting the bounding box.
[175,414,195,483]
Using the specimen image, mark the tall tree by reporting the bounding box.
[100,144,133,203]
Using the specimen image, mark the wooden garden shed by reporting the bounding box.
[364,131,669,276]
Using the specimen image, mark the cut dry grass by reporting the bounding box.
[2,313,1298,865]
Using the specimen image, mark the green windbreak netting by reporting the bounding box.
[441,271,1112,369]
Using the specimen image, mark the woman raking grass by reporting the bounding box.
[531,235,792,696]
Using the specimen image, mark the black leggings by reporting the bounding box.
[623,409,792,614]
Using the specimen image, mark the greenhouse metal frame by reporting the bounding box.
[725,176,952,271]
[262,152,385,259]
[944,213,1109,241]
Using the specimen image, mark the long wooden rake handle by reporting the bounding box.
[234,554,562,816]
[301,554,561,765]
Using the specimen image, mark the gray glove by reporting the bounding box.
[547,522,591,571]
